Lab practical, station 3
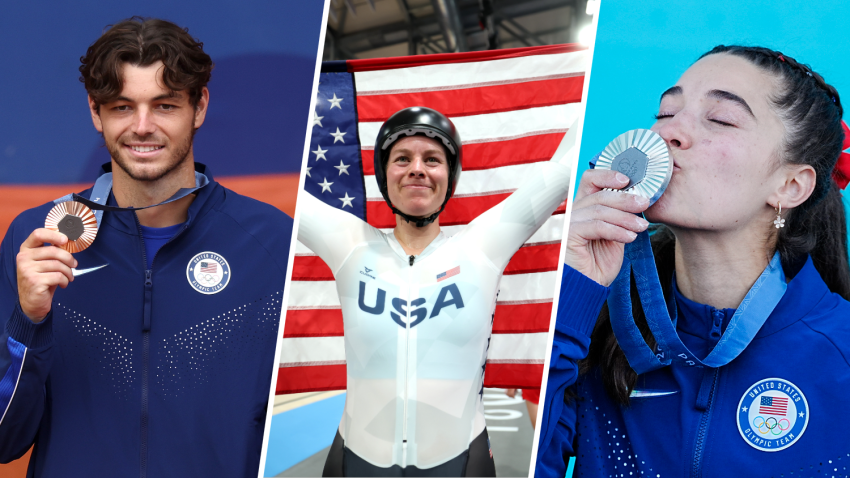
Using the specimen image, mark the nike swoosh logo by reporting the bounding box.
[630,389,679,398]
[72,264,109,277]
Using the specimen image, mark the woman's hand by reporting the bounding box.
[565,170,651,286]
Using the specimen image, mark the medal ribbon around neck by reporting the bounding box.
[608,230,788,374]
[594,128,787,373]
[55,171,209,225]
[48,171,209,252]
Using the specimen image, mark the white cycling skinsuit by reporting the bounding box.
[297,123,578,473]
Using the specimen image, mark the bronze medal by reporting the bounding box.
[45,201,98,253]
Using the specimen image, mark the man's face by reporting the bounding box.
[89,61,208,182]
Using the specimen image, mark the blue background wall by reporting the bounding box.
[0,1,326,184]
[578,0,850,200]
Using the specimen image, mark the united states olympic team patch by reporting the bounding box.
[737,378,808,452]
[186,252,231,294]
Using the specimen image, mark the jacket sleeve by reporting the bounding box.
[535,265,608,478]
[0,218,54,462]
[459,117,579,271]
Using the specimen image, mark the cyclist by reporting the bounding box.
[299,106,577,476]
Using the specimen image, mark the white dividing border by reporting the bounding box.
[527,6,602,477]
[256,1,333,476]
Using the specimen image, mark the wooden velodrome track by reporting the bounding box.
[0,173,299,476]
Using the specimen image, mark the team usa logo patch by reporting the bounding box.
[186,252,231,295]
[737,377,809,452]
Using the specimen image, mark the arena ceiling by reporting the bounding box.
[322,0,595,60]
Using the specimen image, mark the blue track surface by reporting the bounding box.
[264,393,346,477]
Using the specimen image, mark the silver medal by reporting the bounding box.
[596,129,672,206]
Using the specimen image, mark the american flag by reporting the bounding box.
[760,396,788,416]
[277,44,588,394]
[200,262,217,274]
[436,266,461,283]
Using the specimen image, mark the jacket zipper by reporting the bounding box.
[133,213,188,478]
[402,254,415,467]
[691,368,720,478]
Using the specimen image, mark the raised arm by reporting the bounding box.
[460,118,580,271]
[296,191,383,274]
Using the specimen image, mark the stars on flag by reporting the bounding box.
[334,160,350,175]
[319,177,334,193]
[339,192,355,208]
[312,145,328,161]
[328,93,344,109]
[305,73,363,218]
[330,127,347,143]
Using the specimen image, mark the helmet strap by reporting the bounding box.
[391,202,445,228]
[389,186,453,228]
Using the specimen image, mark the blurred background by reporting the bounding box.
[0,1,325,475]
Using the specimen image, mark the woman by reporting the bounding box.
[537,46,850,477]
[298,106,576,476]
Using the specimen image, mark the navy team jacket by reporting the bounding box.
[0,164,292,477]
[537,260,850,478]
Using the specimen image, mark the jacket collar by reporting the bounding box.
[755,256,829,337]
[671,256,828,340]
[93,162,221,235]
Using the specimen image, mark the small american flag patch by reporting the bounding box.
[436,266,460,282]
[200,262,217,274]
[759,396,788,416]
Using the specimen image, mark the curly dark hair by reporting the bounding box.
[80,17,214,109]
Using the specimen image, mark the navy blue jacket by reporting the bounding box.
[537,259,850,477]
[0,164,292,477]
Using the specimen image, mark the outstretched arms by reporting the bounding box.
[296,192,383,274]
[461,118,580,271]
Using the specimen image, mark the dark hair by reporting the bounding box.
[80,17,213,109]
[578,45,850,406]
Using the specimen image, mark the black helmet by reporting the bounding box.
[373,106,463,227]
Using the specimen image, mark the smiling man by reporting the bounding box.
[0,18,292,477]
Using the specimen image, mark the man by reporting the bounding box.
[0,18,292,477]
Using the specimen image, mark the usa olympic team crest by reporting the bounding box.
[186,252,231,294]
[737,378,808,452]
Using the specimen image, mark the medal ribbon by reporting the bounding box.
[54,171,209,230]
[607,226,787,374]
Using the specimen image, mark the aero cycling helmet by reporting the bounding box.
[373,106,463,227]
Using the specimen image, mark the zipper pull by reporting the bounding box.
[409,255,415,266]
[143,270,153,331]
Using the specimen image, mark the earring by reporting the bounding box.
[773,203,785,229]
